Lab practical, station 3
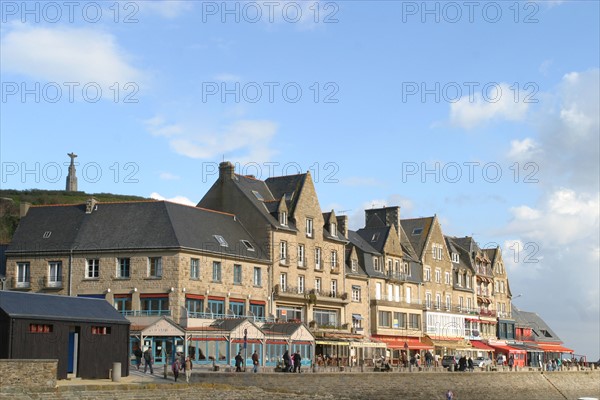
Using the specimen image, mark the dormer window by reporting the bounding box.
[213,235,228,247]
[452,253,459,263]
[351,259,358,272]
[280,211,288,226]
[330,222,337,237]
[241,240,255,251]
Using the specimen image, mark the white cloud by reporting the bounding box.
[146,117,278,164]
[450,83,530,129]
[150,192,195,206]
[1,26,141,89]
[507,138,541,161]
[141,1,193,18]
[159,172,180,181]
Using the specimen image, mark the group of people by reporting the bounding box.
[234,350,261,373]
[132,346,193,383]
[457,355,475,372]
[282,350,303,372]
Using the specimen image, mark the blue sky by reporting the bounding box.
[1,1,598,360]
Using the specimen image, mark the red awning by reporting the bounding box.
[536,343,574,353]
[372,335,433,350]
[232,339,261,344]
[470,341,494,351]
[489,344,525,354]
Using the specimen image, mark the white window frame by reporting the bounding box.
[148,257,162,278]
[445,271,450,285]
[425,292,432,309]
[387,284,393,301]
[298,244,305,267]
[190,258,200,279]
[315,247,321,270]
[435,293,442,310]
[212,261,222,282]
[280,241,288,264]
[280,273,287,292]
[16,262,30,287]
[306,218,313,237]
[280,211,288,226]
[233,264,242,284]
[394,285,400,302]
[351,259,358,272]
[330,222,337,237]
[352,285,361,302]
[253,267,262,286]
[315,277,321,293]
[435,268,441,283]
[298,275,305,294]
[330,250,338,270]
[331,279,337,297]
[375,282,382,300]
[373,257,380,272]
[405,286,411,304]
[424,267,431,282]
[48,261,62,286]
[86,259,100,279]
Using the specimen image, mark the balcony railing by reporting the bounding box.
[120,310,172,317]
[187,312,270,322]
[386,271,409,282]
[275,285,348,301]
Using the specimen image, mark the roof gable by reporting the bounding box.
[400,217,434,259]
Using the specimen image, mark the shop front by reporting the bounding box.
[349,341,387,367]
[262,322,314,367]
[488,342,526,367]
[132,317,185,366]
[371,335,432,366]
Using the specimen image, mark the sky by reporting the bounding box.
[1,0,598,360]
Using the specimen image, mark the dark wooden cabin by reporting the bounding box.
[0,291,130,379]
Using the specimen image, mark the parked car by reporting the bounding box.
[475,357,493,368]
[442,355,458,369]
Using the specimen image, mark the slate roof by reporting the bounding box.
[398,225,418,262]
[445,236,475,272]
[7,201,268,261]
[210,318,251,332]
[261,322,310,337]
[400,217,434,260]
[512,306,563,343]
[0,291,129,324]
[265,174,306,214]
[0,243,8,277]
[348,230,385,278]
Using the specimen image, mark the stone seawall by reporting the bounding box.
[0,359,57,390]
[1,367,598,400]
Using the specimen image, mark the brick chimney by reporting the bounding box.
[219,161,235,180]
[365,206,400,232]
[336,215,349,239]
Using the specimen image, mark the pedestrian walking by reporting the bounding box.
[252,350,260,373]
[293,351,302,373]
[235,352,243,372]
[283,350,291,372]
[184,356,193,383]
[133,347,143,370]
[143,346,154,374]
[172,357,181,382]
[446,389,454,400]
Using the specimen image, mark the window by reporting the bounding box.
[394,312,407,329]
[91,326,111,335]
[425,292,432,309]
[280,211,288,226]
[330,251,338,269]
[409,314,420,329]
[445,295,451,310]
[298,275,305,294]
[351,259,358,272]
[314,308,338,327]
[241,240,255,251]
[186,298,204,314]
[352,285,361,302]
[278,306,303,321]
[213,235,228,247]
[212,261,222,282]
[253,267,262,286]
[387,259,393,274]
[252,190,264,201]
[306,218,313,237]
[141,296,169,316]
[466,297,472,311]
[250,303,265,320]
[394,260,399,274]
[298,244,305,267]
[375,282,382,300]
[331,280,338,297]
[424,267,431,282]
[86,259,99,279]
[330,222,337,236]
[435,294,442,310]
[280,273,287,292]
[373,257,381,272]
[148,257,162,278]
[445,272,450,285]
[371,232,379,242]
[190,258,200,279]
[352,314,363,329]
[280,241,288,264]
[315,277,322,293]
[435,269,441,283]
[229,301,245,317]
[459,296,464,311]
[405,286,411,304]
[315,247,321,269]
[48,261,62,287]
[378,311,391,327]
[208,299,224,316]
[457,273,462,287]
[394,285,400,302]
[233,264,242,284]
[29,324,53,333]
[114,295,131,313]
[403,262,410,275]
[387,284,393,301]
[117,258,130,279]
[452,253,459,263]
[412,228,423,235]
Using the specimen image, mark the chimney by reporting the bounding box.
[336,215,349,239]
[219,161,235,180]
[365,206,400,232]
[85,197,98,214]
[20,202,31,217]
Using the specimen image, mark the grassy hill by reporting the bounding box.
[0,189,149,243]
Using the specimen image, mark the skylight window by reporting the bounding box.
[412,228,423,235]
[252,190,264,201]
[213,235,229,247]
[241,240,255,251]
[371,232,379,242]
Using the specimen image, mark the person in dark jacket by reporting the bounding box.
[293,351,302,373]
[235,352,243,372]
[283,350,291,372]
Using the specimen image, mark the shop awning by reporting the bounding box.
[470,341,494,351]
[372,335,433,350]
[352,314,363,320]
[350,341,387,348]
[489,343,525,354]
[316,340,350,346]
[535,343,574,353]
[509,343,544,353]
